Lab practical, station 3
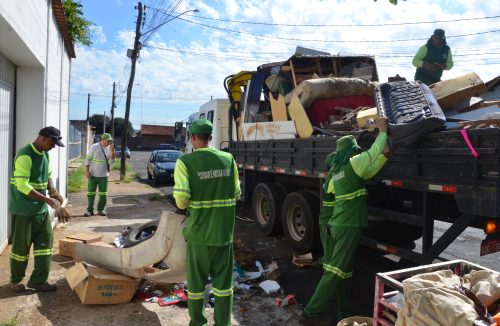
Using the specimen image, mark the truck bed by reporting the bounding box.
[229,127,500,219]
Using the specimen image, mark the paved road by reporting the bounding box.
[128,150,499,322]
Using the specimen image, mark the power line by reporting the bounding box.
[162,11,500,27]
[180,17,500,44]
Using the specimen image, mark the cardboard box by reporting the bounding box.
[88,241,114,248]
[66,262,140,304]
[59,233,102,258]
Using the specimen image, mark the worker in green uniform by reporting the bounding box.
[173,119,240,326]
[8,126,65,292]
[412,29,454,86]
[84,133,115,216]
[313,152,336,268]
[302,117,390,323]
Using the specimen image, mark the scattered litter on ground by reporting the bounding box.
[259,280,281,295]
[292,252,314,267]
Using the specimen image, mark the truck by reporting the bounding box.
[184,53,500,264]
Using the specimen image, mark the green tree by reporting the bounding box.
[62,0,94,46]
[89,115,134,137]
[112,117,135,137]
[89,114,110,135]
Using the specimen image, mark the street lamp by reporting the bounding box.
[141,9,199,37]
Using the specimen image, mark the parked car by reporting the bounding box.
[147,150,182,185]
[158,143,180,151]
[115,145,131,158]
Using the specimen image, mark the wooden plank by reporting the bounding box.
[429,72,486,111]
[288,94,314,138]
[290,60,298,87]
[332,58,338,76]
[315,58,322,76]
[269,92,288,121]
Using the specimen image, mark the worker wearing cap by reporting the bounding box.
[303,117,390,323]
[412,28,454,86]
[173,119,240,326]
[8,126,65,292]
[84,133,115,217]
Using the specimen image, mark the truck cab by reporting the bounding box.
[184,98,236,153]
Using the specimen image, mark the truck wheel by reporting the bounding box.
[282,191,320,254]
[251,183,285,235]
[147,170,152,180]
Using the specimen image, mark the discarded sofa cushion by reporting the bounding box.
[307,95,376,126]
[285,77,378,109]
[375,81,446,146]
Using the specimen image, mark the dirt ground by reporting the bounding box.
[0,170,304,326]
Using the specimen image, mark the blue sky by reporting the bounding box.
[70,0,500,130]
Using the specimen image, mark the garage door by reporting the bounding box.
[0,52,15,253]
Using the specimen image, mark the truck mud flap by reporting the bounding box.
[376,81,446,146]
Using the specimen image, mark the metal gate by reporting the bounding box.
[0,53,15,253]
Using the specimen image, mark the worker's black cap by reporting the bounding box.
[39,126,65,147]
[433,29,445,39]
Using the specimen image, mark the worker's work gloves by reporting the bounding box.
[422,62,446,72]
[48,188,64,205]
[48,187,71,223]
[375,116,388,133]
[55,206,71,223]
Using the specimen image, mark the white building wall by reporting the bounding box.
[0,0,72,251]
[0,1,47,67]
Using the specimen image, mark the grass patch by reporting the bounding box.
[68,164,86,193]
[1,318,17,326]
[148,193,163,201]
[112,161,137,183]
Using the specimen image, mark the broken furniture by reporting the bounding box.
[376,81,445,146]
[74,211,187,283]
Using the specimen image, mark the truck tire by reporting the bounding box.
[125,220,159,247]
[251,183,285,235]
[282,191,320,254]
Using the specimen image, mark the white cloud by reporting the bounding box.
[90,25,106,44]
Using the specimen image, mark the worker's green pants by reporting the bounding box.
[10,212,53,285]
[304,226,362,320]
[87,176,108,213]
[317,206,334,264]
[187,242,233,326]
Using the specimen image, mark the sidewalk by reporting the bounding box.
[0,170,300,326]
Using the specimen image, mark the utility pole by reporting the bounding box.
[86,93,90,151]
[110,82,116,140]
[121,2,143,180]
[103,111,106,133]
[86,93,90,121]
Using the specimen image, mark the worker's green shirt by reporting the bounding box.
[9,143,51,216]
[329,132,387,228]
[413,43,453,85]
[173,147,240,246]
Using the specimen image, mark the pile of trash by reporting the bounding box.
[135,281,188,307]
[132,238,296,310]
[233,239,295,308]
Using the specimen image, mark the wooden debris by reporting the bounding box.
[430,72,486,112]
